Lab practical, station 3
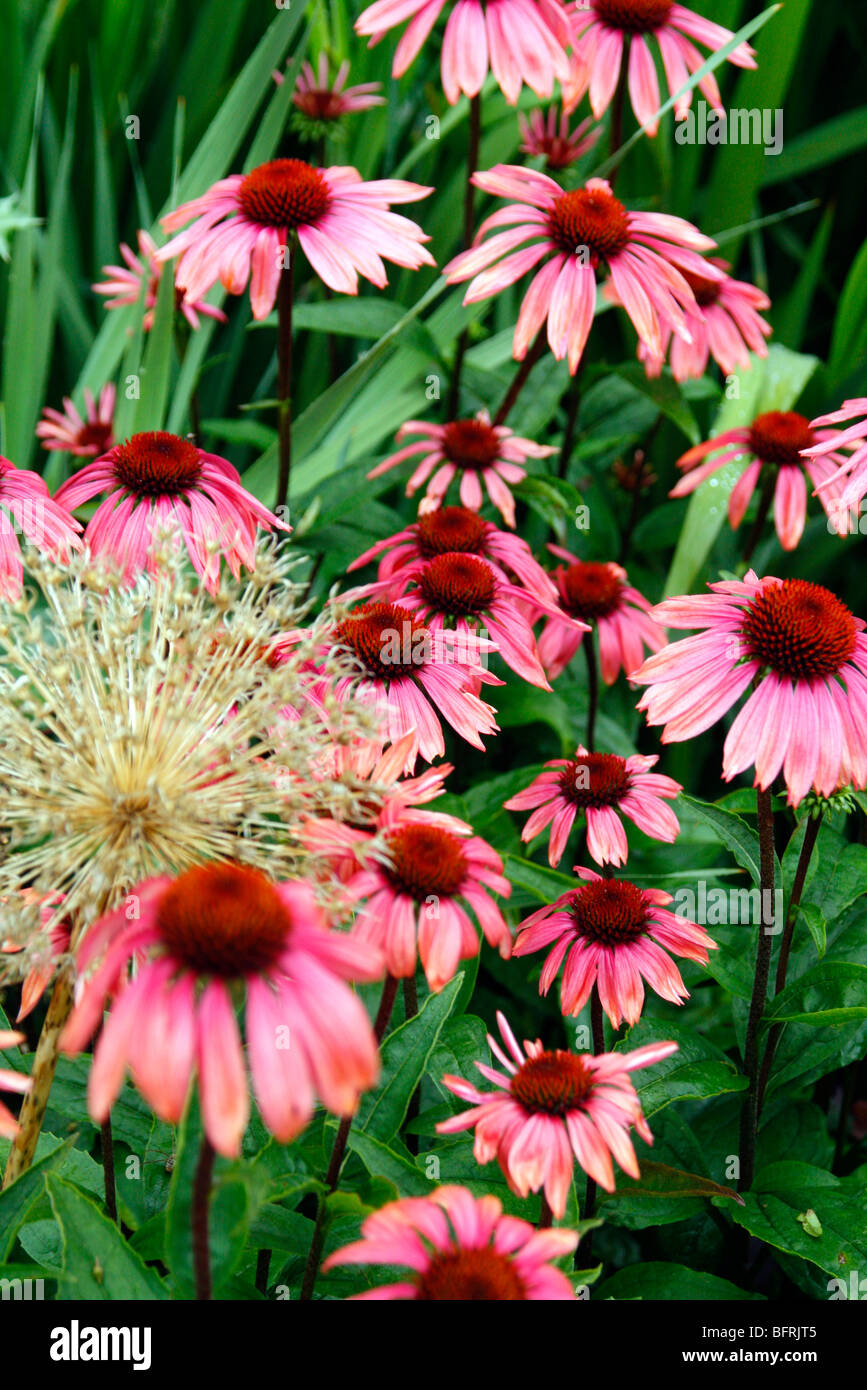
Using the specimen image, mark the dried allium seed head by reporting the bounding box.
[0,537,382,953]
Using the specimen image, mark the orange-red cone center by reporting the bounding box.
[112,432,203,496]
[155,863,292,976]
[238,158,331,230]
[741,579,857,680]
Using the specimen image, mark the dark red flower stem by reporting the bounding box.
[742,470,776,565]
[448,93,482,417]
[584,633,600,751]
[738,786,776,1194]
[299,975,400,1301]
[538,1193,554,1229]
[493,334,547,426]
[581,988,606,1256]
[192,1133,216,1301]
[756,812,823,1115]
[275,249,295,514]
[101,1118,118,1224]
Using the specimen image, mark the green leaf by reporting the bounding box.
[664,345,818,595]
[763,107,867,188]
[610,1161,743,1205]
[0,1136,74,1260]
[762,962,867,1028]
[356,974,463,1143]
[595,1262,763,1301]
[503,854,576,905]
[616,1018,747,1117]
[723,1178,867,1278]
[829,237,867,389]
[130,249,176,433]
[341,1128,431,1197]
[613,363,700,445]
[46,1175,169,1300]
[680,794,770,889]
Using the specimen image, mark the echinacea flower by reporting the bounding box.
[802,398,867,522]
[635,259,771,381]
[91,230,228,332]
[444,168,718,373]
[281,53,385,119]
[505,745,681,867]
[328,599,501,771]
[437,1011,678,1212]
[346,548,578,688]
[518,106,600,170]
[535,546,666,683]
[564,0,756,135]
[323,1184,579,1299]
[157,160,434,319]
[54,430,287,592]
[60,864,384,1156]
[354,0,571,107]
[368,411,555,528]
[632,572,867,806]
[348,504,558,602]
[340,808,512,990]
[670,411,852,551]
[0,457,82,599]
[0,1032,31,1138]
[514,867,716,1026]
[36,385,116,457]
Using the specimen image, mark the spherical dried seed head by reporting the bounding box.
[155,863,291,976]
[558,752,631,808]
[740,580,857,681]
[511,1050,594,1114]
[416,507,488,557]
[441,420,501,470]
[570,878,648,945]
[417,553,497,616]
[416,1248,527,1301]
[384,823,468,899]
[112,433,202,497]
[561,562,623,621]
[747,412,816,467]
[547,187,630,261]
[594,0,674,33]
[238,159,331,230]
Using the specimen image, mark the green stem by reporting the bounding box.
[738,786,776,1194]
[275,252,294,514]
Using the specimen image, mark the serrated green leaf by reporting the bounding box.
[46,1174,169,1300]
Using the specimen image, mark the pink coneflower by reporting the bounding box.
[323,1185,579,1299]
[802,398,867,522]
[444,169,719,374]
[354,0,571,107]
[329,600,501,772]
[0,891,69,1022]
[437,1012,678,1213]
[60,864,384,1157]
[92,230,228,332]
[340,810,512,991]
[156,160,434,319]
[632,572,867,806]
[368,411,555,528]
[279,53,385,117]
[348,505,558,602]
[564,0,757,135]
[54,431,287,593]
[535,546,666,683]
[36,385,116,458]
[0,457,82,599]
[0,1031,31,1138]
[505,745,681,867]
[635,259,771,381]
[346,549,578,688]
[515,867,716,1026]
[300,729,459,881]
[671,412,853,552]
[518,106,600,170]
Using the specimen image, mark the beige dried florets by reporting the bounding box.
[0,536,383,966]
